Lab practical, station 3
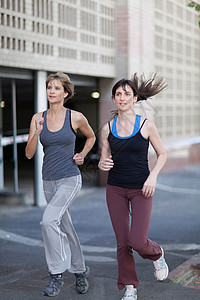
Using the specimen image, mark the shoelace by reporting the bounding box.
[154,256,165,271]
[76,274,87,287]
[124,286,137,297]
[43,275,62,287]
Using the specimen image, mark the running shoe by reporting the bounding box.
[121,285,137,300]
[43,274,64,297]
[153,247,169,281]
[75,266,90,294]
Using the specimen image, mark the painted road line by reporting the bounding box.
[1,229,200,253]
[157,183,200,195]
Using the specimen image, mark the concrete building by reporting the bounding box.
[0,0,200,204]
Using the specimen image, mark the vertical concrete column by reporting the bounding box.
[34,71,47,206]
[116,0,154,77]
[0,82,4,189]
[115,0,129,79]
[98,78,115,186]
[128,0,154,76]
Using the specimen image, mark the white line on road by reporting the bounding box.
[1,229,200,257]
[157,183,200,195]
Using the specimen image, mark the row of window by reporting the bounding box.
[1,6,115,37]
[155,25,200,47]
[81,33,96,45]
[58,28,77,40]
[32,42,53,55]
[32,21,53,36]
[100,17,114,36]
[58,47,77,59]
[80,0,115,17]
[155,11,199,31]
[1,35,26,51]
[57,29,114,49]
[58,47,115,65]
[155,0,197,23]
[101,38,114,49]
[81,11,97,32]
[100,4,114,17]
[1,13,26,29]
[0,36,115,64]
[100,54,115,65]
[0,0,25,13]
[155,35,200,58]
[80,0,97,11]
[58,5,77,27]
[155,52,200,67]
[32,0,53,21]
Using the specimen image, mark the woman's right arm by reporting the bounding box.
[25,113,44,159]
[98,123,114,171]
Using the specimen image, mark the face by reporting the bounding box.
[113,84,137,111]
[46,79,68,104]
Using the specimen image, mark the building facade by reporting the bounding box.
[0,0,200,202]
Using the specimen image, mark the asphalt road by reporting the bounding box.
[0,165,200,299]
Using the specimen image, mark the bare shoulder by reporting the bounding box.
[71,110,85,122]
[32,112,43,121]
[140,118,158,139]
[102,121,112,138]
[142,118,156,130]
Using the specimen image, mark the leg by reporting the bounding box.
[128,189,162,260]
[60,209,85,273]
[41,175,84,274]
[106,185,139,290]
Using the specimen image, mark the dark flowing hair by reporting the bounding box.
[111,73,167,116]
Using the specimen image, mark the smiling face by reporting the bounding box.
[46,79,68,104]
[113,84,137,111]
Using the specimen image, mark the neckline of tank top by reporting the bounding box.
[111,114,142,139]
[45,108,68,133]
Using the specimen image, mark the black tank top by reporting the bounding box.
[107,115,150,189]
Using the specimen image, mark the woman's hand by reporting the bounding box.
[73,153,84,165]
[142,173,157,198]
[35,117,44,135]
[98,156,114,171]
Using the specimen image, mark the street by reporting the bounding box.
[0,165,200,299]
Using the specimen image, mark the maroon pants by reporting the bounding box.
[106,184,162,290]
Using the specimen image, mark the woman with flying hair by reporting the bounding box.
[98,73,169,300]
[26,72,95,297]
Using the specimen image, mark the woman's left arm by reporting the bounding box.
[72,111,96,165]
[142,120,167,197]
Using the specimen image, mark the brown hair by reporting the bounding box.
[46,72,74,104]
[111,72,167,116]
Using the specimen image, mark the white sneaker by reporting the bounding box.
[121,285,137,300]
[153,247,169,281]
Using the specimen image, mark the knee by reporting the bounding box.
[40,215,60,230]
[130,240,146,253]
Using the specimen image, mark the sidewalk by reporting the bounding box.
[0,165,200,299]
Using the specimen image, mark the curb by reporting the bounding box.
[168,254,200,289]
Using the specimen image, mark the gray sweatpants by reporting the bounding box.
[40,174,86,275]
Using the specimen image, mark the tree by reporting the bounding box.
[187,1,200,28]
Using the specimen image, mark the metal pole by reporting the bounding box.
[11,80,18,193]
